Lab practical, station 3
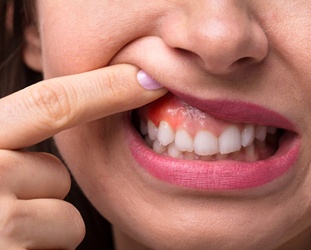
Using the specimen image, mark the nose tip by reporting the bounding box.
[199,18,268,74]
[161,4,269,75]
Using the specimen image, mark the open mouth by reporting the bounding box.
[128,92,300,190]
[132,93,283,162]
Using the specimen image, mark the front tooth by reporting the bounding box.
[241,124,255,147]
[219,125,242,154]
[194,130,219,156]
[175,130,194,152]
[255,125,267,141]
[147,120,158,140]
[157,121,175,146]
[168,143,182,158]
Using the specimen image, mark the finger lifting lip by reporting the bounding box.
[126,94,300,191]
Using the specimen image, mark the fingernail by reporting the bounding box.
[137,70,162,90]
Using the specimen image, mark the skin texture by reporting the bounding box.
[2,0,311,249]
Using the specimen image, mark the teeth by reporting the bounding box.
[157,121,175,146]
[153,139,166,154]
[140,120,148,136]
[175,130,194,152]
[141,119,276,158]
[218,125,242,154]
[244,144,257,162]
[194,130,219,155]
[255,125,267,141]
[241,124,255,147]
[168,143,182,158]
[184,151,198,160]
[147,120,158,140]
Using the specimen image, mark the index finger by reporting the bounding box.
[0,64,166,149]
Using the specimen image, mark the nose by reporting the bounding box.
[161,1,268,75]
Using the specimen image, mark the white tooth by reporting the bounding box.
[255,125,267,141]
[140,120,148,135]
[267,127,277,134]
[153,140,167,154]
[168,143,182,158]
[218,125,242,154]
[147,120,158,141]
[157,121,175,146]
[241,124,255,147]
[194,130,219,156]
[175,130,194,152]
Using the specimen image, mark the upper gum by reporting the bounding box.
[137,93,277,139]
[145,119,261,140]
[138,97,243,137]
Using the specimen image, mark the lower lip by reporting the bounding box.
[127,121,300,190]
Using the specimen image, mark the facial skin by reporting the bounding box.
[28,1,311,249]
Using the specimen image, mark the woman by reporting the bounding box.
[0,1,310,249]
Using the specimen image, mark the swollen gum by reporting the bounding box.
[138,93,236,137]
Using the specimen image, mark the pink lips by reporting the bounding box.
[175,91,296,131]
[127,96,300,190]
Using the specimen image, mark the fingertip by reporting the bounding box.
[137,70,163,90]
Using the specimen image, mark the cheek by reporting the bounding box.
[37,3,137,78]
[37,1,166,79]
[40,28,115,78]
[53,116,124,189]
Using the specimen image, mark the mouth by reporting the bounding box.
[133,93,282,162]
[128,92,300,190]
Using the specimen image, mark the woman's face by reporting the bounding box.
[34,1,311,249]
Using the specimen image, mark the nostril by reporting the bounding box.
[229,57,255,72]
[236,57,251,64]
[175,47,197,58]
[235,57,254,66]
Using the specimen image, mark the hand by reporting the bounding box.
[0,64,166,249]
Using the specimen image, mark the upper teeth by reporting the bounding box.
[141,119,276,158]
[218,125,242,154]
[194,130,218,155]
[157,121,175,146]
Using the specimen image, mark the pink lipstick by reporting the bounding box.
[127,93,300,190]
